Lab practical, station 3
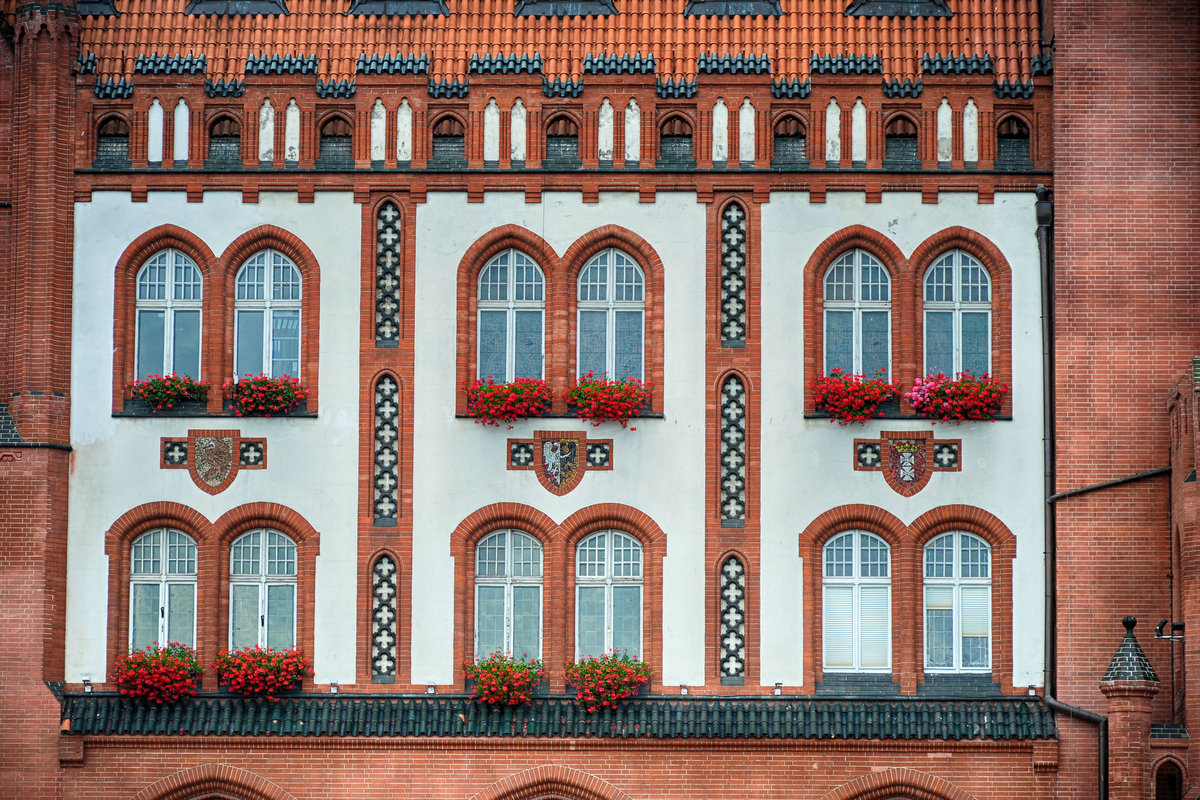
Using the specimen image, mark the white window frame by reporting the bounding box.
[228,528,298,650]
[576,249,645,381]
[575,530,643,659]
[822,530,891,672]
[134,249,203,380]
[922,249,992,377]
[233,249,302,379]
[822,249,892,378]
[473,529,544,660]
[129,528,198,649]
[923,531,992,672]
[476,250,546,381]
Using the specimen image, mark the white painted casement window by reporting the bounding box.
[229,529,297,650]
[823,249,891,378]
[576,530,642,659]
[474,529,543,660]
[477,250,545,381]
[577,249,644,381]
[924,531,991,671]
[234,249,301,379]
[130,528,198,650]
[822,530,891,672]
[135,249,202,380]
[923,250,991,377]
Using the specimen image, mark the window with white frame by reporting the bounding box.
[577,249,645,381]
[135,249,203,380]
[234,249,301,378]
[576,530,642,658]
[822,530,890,671]
[474,529,543,660]
[823,249,891,378]
[923,250,991,377]
[229,529,297,650]
[924,531,991,671]
[477,250,545,381]
[130,528,198,650]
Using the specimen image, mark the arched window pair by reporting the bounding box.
[474,529,642,661]
[129,527,297,650]
[134,248,302,380]
[822,530,991,672]
[823,248,991,378]
[477,248,645,382]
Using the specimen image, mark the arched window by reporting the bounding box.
[475,530,543,659]
[371,554,398,682]
[207,115,241,165]
[577,249,644,380]
[997,116,1031,170]
[135,249,203,379]
[576,530,642,658]
[772,116,807,166]
[823,249,890,377]
[545,115,580,166]
[923,249,991,377]
[229,529,297,649]
[1155,760,1184,800]
[318,116,353,166]
[96,116,130,167]
[130,528,198,649]
[924,531,991,670]
[658,115,694,166]
[431,116,466,167]
[234,249,302,378]
[478,250,545,381]
[823,531,890,671]
[883,115,918,167]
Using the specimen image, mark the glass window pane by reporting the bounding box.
[612,586,641,657]
[614,311,643,381]
[236,310,264,377]
[231,583,260,649]
[166,530,197,575]
[577,532,606,578]
[824,532,854,578]
[860,311,889,378]
[961,311,990,376]
[960,586,990,637]
[476,531,507,577]
[822,585,853,668]
[167,583,195,646]
[924,311,954,377]
[271,310,300,377]
[510,532,542,578]
[859,533,889,578]
[925,534,954,578]
[173,253,202,301]
[925,586,954,669]
[475,586,505,656]
[512,254,543,302]
[513,310,543,379]
[230,531,261,576]
[578,311,607,377]
[512,585,541,660]
[265,531,297,576]
[824,310,853,374]
[172,310,201,379]
[131,530,162,575]
[479,258,508,302]
[961,534,990,578]
[576,586,606,658]
[266,584,295,649]
[858,585,890,668]
[137,310,165,379]
[131,583,161,650]
[478,311,508,380]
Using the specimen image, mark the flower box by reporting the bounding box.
[127,374,210,413]
[112,642,203,704]
[463,377,553,428]
[563,372,652,429]
[906,371,1008,423]
[810,369,903,425]
[213,645,311,700]
[222,374,309,417]
[565,651,651,712]
[463,652,545,706]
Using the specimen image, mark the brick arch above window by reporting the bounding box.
[468,765,635,800]
[111,225,218,413]
[818,767,981,800]
[128,763,298,800]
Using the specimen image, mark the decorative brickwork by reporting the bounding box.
[373,375,400,522]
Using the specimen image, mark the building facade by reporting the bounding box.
[0,0,1195,798]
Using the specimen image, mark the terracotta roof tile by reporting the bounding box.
[74,0,1043,84]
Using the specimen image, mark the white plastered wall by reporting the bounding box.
[67,190,361,684]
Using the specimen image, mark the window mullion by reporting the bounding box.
[259,578,268,647]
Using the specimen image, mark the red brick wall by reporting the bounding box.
[1053,2,1200,798]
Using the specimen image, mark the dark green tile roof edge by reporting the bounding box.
[61,694,1057,740]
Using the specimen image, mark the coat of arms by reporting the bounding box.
[191,434,237,493]
[508,431,611,495]
[541,438,578,488]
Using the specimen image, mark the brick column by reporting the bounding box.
[1100,617,1161,800]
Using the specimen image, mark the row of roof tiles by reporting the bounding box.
[60,693,1057,740]
[53,0,1045,84]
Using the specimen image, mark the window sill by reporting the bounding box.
[455,411,665,423]
[116,398,317,418]
[805,411,1013,423]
